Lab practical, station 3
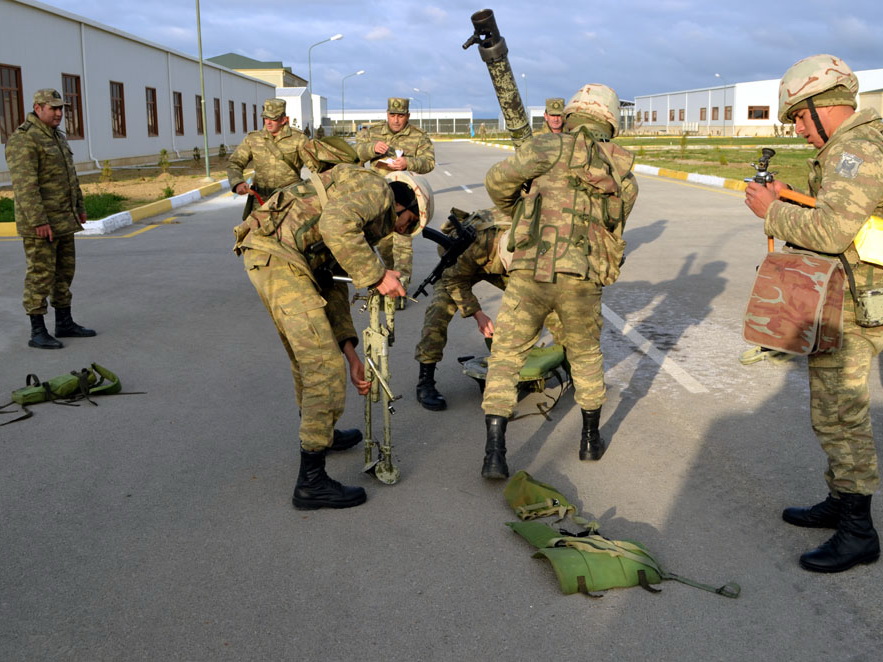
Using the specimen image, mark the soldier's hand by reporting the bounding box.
[374,141,389,155]
[745,182,777,219]
[77,212,87,224]
[389,156,408,171]
[474,310,495,338]
[374,269,406,298]
[234,182,249,196]
[35,224,54,242]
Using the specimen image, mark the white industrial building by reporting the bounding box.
[634,69,883,137]
[327,108,474,136]
[0,0,275,180]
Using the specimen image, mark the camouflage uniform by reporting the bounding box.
[6,109,85,315]
[355,98,435,286]
[233,164,396,452]
[764,107,883,496]
[227,100,319,220]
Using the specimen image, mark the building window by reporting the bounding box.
[228,100,235,133]
[643,111,648,122]
[214,98,221,134]
[678,109,684,121]
[145,87,158,136]
[652,110,657,122]
[669,109,674,122]
[725,106,732,121]
[700,107,707,121]
[173,91,184,135]
[110,81,126,138]
[241,102,246,134]
[62,74,84,139]
[712,107,719,121]
[1,64,24,144]
[195,95,204,135]
[747,106,769,120]
[252,104,257,130]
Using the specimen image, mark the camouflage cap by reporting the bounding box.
[564,84,621,137]
[778,54,858,123]
[303,136,360,171]
[261,98,287,119]
[33,88,64,107]
[545,98,565,116]
[387,97,410,114]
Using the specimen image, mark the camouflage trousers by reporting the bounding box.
[414,274,507,364]
[807,306,883,495]
[377,233,413,288]
[21,234,76,315]
[483,271,604,418]
[244,250,346,452]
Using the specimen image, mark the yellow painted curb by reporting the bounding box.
[130,199,173,222]
[0,223,17,237]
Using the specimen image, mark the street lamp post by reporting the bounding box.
[714,73,729,137]
[409,97,423,129]
[195,0,212,181]
[307,33,343,127]
[413,87,431,134]
[341,70,365,133]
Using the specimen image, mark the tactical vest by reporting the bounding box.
[508,130,634,284]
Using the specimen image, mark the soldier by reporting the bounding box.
[227,98,318,220]
[5,88,95,349]
[414,207,563,411]
[535,97,565,134]
[479,84,639,479]
[745,54,883,573]
[234,137,431,510]
[355,97,436,300]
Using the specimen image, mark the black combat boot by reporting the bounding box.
[799,493,880,573]
[330,428,363,452]
[481,415,509,480]
[578,408,608,461]
[54,307,96,338]
[292,449,367,510]
[416,362,447,411]
[28,314,63,349]
[783,493,841,529]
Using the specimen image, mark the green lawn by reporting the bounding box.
[0,193,128,223]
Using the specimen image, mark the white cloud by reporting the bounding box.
[365,27,394,41]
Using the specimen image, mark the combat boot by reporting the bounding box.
[330,428,363,452]
[783,493,841,529]
[799,493,880,573]
[292,449,367,510]
[416,362,447,411]
[481,415,509,479]
[28,314,63,349]
[54,307,96,338]
[578,408,608,461]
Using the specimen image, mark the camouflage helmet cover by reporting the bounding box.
[564,84,621,137]
[384,171,434,237]
[303,136,360,171]
[778,54,858,123]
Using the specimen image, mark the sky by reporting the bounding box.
[38,0,883,117]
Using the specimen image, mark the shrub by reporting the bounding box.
[84,193,127,219]
[162,186,175,199]
[158,148,170,174]
[0,197,14,222]
[100,160,113,183]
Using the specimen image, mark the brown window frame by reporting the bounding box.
[62,73,84,139]
[725,106,732,121]
[747,106,770,120]
[1,63,25,144]
[228,99,235,133]
[252,104,257,130]
[652,110,657,122]
[173,91,184,135]
[712,107,719,121]
[110,80,126,138]
[241,102,247,134]
[699,107,707,121]
[669,109,674,122]
[195,95,204,135]
[678,109,685,121]
[145,87,158,137]
[213,97,221,134]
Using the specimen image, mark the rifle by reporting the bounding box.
[413,212,478,298]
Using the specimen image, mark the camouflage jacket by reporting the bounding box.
[439,208,511,318]
[765,109,883,290]
[354,122,435,174]
[233,164,394,291]
[485,128,638,283]
[5,112,85,237]
[226,125,319,196]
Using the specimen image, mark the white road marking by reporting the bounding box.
[460,185,473,194]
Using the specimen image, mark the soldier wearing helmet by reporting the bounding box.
[745,55,883,574]
[233,138,432,510]
[478,83,639,479]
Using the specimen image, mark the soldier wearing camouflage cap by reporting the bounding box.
[5,88,96,349]
[233,143,431,510]
[227,98,320,220]
[479,83,639,479]
[745,54,883,574]
[355,97,436,301]
[536,97,565,135]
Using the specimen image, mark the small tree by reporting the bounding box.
[158,148,170,174]
[100,160,113,184]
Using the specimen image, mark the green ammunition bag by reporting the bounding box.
[503,470,578,521]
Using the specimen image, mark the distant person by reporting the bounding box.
[355,97,435,301]
[227,98,318,220]
[5,88,95,349]
[745,54,883,574]
[535,97,565,134]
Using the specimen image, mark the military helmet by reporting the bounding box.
[384,171,434,237]
[564,84,621,137]
[778,54,858,123]
[303,136,359,171]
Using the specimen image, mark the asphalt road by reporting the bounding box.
[1,141,882,661]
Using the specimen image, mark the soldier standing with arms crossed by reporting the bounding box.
[479,84,639,479]
[745,55,883,573]
[6,88,95,349]
[355,98,435,301]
